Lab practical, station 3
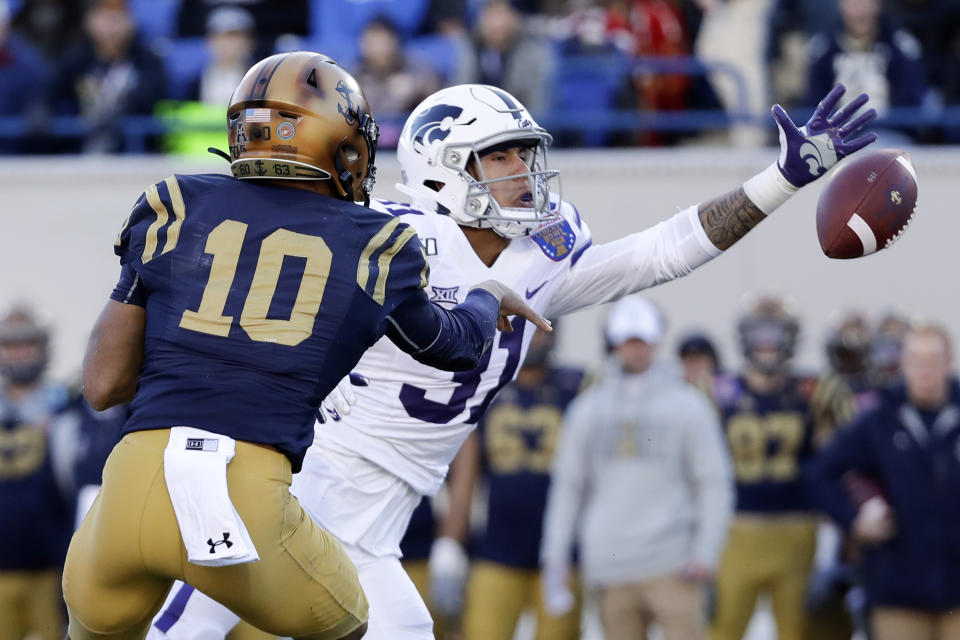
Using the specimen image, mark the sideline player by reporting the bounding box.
[151,82,878,639]
[63,54,549,640]
[434,326,588,640]
[710,296,853,640]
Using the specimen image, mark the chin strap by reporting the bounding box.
[207,147,232,163]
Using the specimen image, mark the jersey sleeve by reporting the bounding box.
[114,175,187,269]
[546,204,720,317]
[356,217,429,315]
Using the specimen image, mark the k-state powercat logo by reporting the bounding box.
[409,105,464,146]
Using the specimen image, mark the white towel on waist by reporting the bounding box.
[163,427,260,567]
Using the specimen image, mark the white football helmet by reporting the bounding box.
[396,84,560,238]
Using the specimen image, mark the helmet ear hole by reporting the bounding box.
[342,145,360,163]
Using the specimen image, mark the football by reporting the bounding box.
[816,148,918,259]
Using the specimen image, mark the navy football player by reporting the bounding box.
[148,82,879,639]
[0,306,73,640]
[61,52,548,640]
[710,296,853,640]
[456,327,587,640]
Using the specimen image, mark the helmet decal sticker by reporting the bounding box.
[336,80,357,125]
[409,105,465,146]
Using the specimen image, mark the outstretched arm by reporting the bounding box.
[697,187,767,251]
[704,85,878,250]
[385,281,551,372]
[546,85,878,317]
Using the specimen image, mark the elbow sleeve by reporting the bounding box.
[386,289,498,371]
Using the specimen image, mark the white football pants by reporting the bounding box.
[147,549,433,640]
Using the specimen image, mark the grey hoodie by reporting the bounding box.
[541,361,733,587]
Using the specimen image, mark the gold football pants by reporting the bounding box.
[0,569,64,640]
[710,516,816,640]
[63,429,367,640]
[462,561,582,640]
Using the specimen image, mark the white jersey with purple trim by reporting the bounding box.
[311,196,714,499]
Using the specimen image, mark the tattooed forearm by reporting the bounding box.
[698,187,767,251]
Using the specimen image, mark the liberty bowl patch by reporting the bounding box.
[531,219,575,261]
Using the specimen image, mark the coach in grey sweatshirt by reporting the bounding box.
[540,295,733,640]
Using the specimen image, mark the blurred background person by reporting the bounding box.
[175,0,308,51]
[157,6,256,157]
[542,296,732,640]
[694,0,772,146]
[189,5,256,106]
[9,0,84,63]
[871,311,912,389]
[46,0,166,153]
[0,0,49,154]
[52,392,127,529]
[399,497,455,640]
[454,0,555,116]
[805,322,960,640]
[351,15,440,148]
[803,311,879,640]
[710,295,852,640]
[0,305,72,640]
[805,0,928,142]
[433,326,588,640]
[678,331,722,398]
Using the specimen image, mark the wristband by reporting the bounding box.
[742,162,799,215]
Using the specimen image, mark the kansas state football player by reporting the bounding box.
[62,52,549,640]
[152,83,879,639]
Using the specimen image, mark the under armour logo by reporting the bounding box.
[207,533,233,553]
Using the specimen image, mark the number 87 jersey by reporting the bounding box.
[111,174,430,473]
[316,196,614,498]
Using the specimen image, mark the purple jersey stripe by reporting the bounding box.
[570,238,593,266]
[153,583,196,633]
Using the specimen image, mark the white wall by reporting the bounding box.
[0,146,952,382]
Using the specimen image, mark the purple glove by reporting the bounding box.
[773,85,878,188]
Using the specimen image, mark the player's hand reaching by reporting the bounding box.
[316,373,368,424]
[773,84,878,188]
[470,280,553,333]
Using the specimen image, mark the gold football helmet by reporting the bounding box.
[226,51,380,202]
[737,294,800,373]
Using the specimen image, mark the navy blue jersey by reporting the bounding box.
[805,383,960,609]
[113,174,431,472]
[0,384,73,570]
[475,367,586,568]
[716,374,820,513]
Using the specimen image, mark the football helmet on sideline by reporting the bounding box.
[227,51,380,203]
[396,84,559,238]
[0,305,49,385]
[738,295,799,374]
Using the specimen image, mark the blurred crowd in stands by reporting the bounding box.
[0,0,959,154]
